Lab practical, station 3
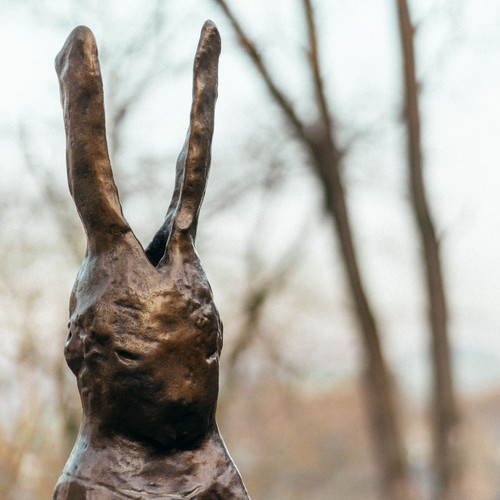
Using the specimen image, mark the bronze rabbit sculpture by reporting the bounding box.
[53,22,249,499]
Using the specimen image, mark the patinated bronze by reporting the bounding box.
[53,22,249,499]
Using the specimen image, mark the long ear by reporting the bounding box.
[148,21,221,267]
[56,26,131,254]
[174,20,220,234]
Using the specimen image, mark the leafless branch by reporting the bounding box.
[213,0,310,145]
[302,0,336,151]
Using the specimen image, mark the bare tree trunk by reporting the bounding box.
[213,1,418,498]
[307,100,415,500]
[395,1,459,498]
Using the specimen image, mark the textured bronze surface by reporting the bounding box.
[53,22,249,499]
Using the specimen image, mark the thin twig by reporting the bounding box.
[302,0,336,152]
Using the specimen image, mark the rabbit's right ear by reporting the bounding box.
[56,26,131,254]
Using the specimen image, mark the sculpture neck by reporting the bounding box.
[54,418,247,499]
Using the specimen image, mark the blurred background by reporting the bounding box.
[1,0,500,498]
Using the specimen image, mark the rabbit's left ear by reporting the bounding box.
[146,21,221,267]
[174,21,220,234]
[56,26,132,255]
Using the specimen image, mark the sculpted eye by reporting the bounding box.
[115,349,140,361]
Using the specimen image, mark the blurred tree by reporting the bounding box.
[211,1,419,498]
[395,1,459,499]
